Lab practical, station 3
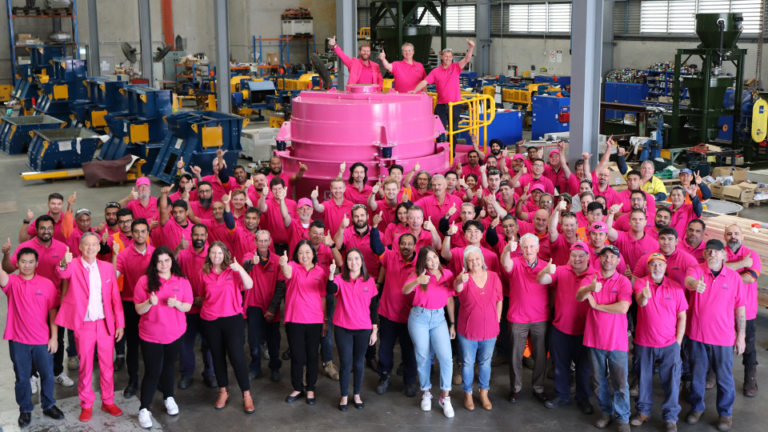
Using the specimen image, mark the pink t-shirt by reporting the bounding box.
[202,218,234,249]
[461,164,482,180]
[344,184,373,206]
[11,237,67,291]
[516,174,555,197]
[456,271,503,341]
[726,245,762,320]
[127,197,159,222]
[590,173,620,206]
[374,200,398,234]
[200,268,244,321]
[448,246,500,279]
[391,60,427,93]
[632,276,687,348]
[632,248,698,288]
[161,217,193,250]
[615,189,656,221]
[668,204,697,237]
[582,271,633,351]
[332,275,378,330]
[189,201,214,221]
[284,261,326,324]
[343,227,380,277]
[198,175,239,203]
[133,274,193,344]
[407,269,456,310]
[115,244,155,301]
[2,274,59,345]
[685,263,746,346]
[243,251,283,322]
[612,231,659,276]
[260,197,297,245]
[321,199,354,239]
[266,172,293,200]
[378,249,417,323]
[506,256,549,323]
[549,235,578,267]
[543,165,568,194]
[287,219,311,257]
[383,223,409,247]
[425,62,462,104]
[613,209,654,232]
[177,245,208,314]
[414,194,464,237]
[550,266,598,335]
[679,240,707,264]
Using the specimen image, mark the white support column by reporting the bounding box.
[138,0,153,83]
[336,0,357,91]
[214,0,231,113]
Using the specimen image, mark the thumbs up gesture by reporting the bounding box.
[261,185,269,197]
[112,241,120,256]
[558,200,567,212]
[505,240,518,253]
[63,247,72,265]
[423,216,434,231]
[329,262,337,277]
[149,292,158,306]
[340,161,347,173]
[544,259,556,275]
[180,234,189,250]
[167,294,178,308]
[279,250,289,266]
[448,221,459,236]
[101,229,108,244]
[490,216,500,229]
[592,275,602,293]
[371,182,381,196]
[323,230,334,246]
[641,280,652,300]
[447,202,457,217]
[459,267,469,283]
[26,209,34,222]
[67,191,77,206]
[416,269,430,285]
[342,213,350,229]
[1,238,11,255]
[97,220,106,233]
[696,275,707,293]
[229,257,242,272]
[372,211,383,228]
[131,187,139,200]
[311,186,319,201]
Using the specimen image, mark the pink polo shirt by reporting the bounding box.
[461,164,482,180]
[632,248,698,288]
[456,271,503,341]
[260,197,297,245]
[613,209,654,232]
[506,256,549,323]
[229,225,275,264]
[549,235,578,266]
[127,197,159,222]
[685,263,746,346]
[287,219,310,257]
[198,175,238,203]
[284,261,326,324]
[177,245,208,314]
[393,229,433,255]
[374,199,398,234]
[243,251,283,322]
[669,204,697,238]
[632,276,687,348]
[516,222,551,262]
[447,246,500,279]
[576,211,591,229]
[565,174,582,197]
[391,60,427,93]
[516,174,555,196]
[383,223,409,247]
[202,218,234,249]
[115,244,155,301]
[27,212,69,243]
[414,193,463,234]
[407,269,455,310]
[590,173,620,206]
[425,62,462,104]
[582,271,632,352]
[344,184,373,206]
[448,226,468,249]
[200,268,244,321]
[160,217,193,250]
[588,246,628,276]
[357,62,375,84]
[321,198,354,238]
[612,231,659,275]
[615,189,656,220]
[543,165,568,194]
[315,243,335,279]
[343,227,380,277]
[246,186,271,206]
[133,274,193,344]
[410,188,433,203]
[680,240,707,264]
[266,172,293,200]
[189,201,213,221]
[332,275,378,330]
[726,245,762,320]
[550,265,598,335]
[2,274,59,345]
[11,237,67,291]
[378,249,417,323]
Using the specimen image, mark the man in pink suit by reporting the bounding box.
[328,35,383,91]
[55,232,125,422]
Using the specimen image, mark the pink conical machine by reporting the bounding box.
[275,84,448,200]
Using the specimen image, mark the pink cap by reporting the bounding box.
[512,154,525,160]
[297,198,312,208]
[530,184,545,193]
[136,176,150,187]
[570,241,589,252]
[549,149,560,156]
[590,222,608,233]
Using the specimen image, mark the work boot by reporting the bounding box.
[706,370,716,390]
[114,356,125,372]
[594,413,612,429]
[743,365,758,397]
[366,358,379,372]
[464,392,475,410]
[376,373,391,395]
[629,413,649,426]
[685,409,703,425]
[452,362,462,385]
[577,398,594,414]
[665,422,678,432]
[717,416,733,431]
[323,361,340,380]
[617,423,630,432]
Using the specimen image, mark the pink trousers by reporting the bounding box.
[75,319,116,409]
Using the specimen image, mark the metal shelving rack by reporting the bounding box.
[253,34,316,69]
[6,0,80,86]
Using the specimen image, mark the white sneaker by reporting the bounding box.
[55,372,74,387]
[421,391,432,411]
[164,397,179,416]
[439,396,455,418]
[30,376,39,395]
[138,408,153,429]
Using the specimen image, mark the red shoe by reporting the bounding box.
[101,403,123,417]
[79,407,93,422]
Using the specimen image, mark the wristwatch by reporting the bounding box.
[448,322,455,326]
[22,219,29,224]
[330,243,336,249]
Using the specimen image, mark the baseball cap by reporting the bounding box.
[75,208,91,218]
[136,176,150,187]
[549,149,560,156]
[499,180,510,189]
[679,168,693,176]
[705,239,725,251]
[590,222,608,233]
[531,184,545,193]
[570,241,589,252]
[597,244,621,258]
[512,154,525,161]
[297,198,313,209]
[559,193,573,203]
[647,252,666,263]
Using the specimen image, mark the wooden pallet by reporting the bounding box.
[42,8,73,16]
[721,197,762,208]
[12,6,42,15]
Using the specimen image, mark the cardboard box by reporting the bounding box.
[711,166,748,184]
[607,165,628,191]
[709,183,724,198]
[266,53,279,66]
[723,183,755,202]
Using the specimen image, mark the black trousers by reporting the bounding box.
[495,296,511,359]
[286,322,322,392]
[376,315,417,385]
[139,337,182,410]
[335,326,371,397]
[200,314,250,392]
[246,306,282,373]
[743,319,757,367]
[118,300,141,384]
[435,104,462,136]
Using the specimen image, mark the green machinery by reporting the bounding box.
[670,13,746,152]
[369,0,446,73]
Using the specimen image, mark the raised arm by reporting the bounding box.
[409,80,428,94]
[279,189,292,228]
[118,188,136,210]
[290,163,307,185]
[405,163,420,189]
[500,240,517,273]
[576,275,599,301]
[536,259,556,285]
[548,205,561,243]
[379,52,393,73]
[441,223,457,261]
[279,252,292,280]
[159,187,171,226]
[368,183,380,212]
[257,186,270,214]
[310,186,325,213]
[458,39,475,69]
[593,136,614,177]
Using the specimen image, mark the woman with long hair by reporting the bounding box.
[383,202,412,247]
[198,242,255,413]
[280,239,328,405]
[133,246,193,428]
[326,248,378,411]
[403,246,456,418]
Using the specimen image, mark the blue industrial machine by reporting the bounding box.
[457,110,524,146]
[531,95,570,140]
[33,58,88,124]
[639,110,665,162]
[231,79,276,121]
[70,77,129,131]
[10,44,64,116]
[27,128,101,172]
[0,115,65,155]
[534,75,571,87]
[603,82,650,120]
[98,86,172,173]
[151,111,246,184]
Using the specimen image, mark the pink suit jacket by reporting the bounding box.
[55,258,125,336]
[333,46,383,91]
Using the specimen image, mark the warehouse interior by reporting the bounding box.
[0,0,766,431]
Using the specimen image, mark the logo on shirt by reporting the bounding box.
[611,287,618,293]
[52,253,59,258]
[314,277,321,281]
[664,294,672,300]
[35,290,42,296]
[722,283,728,290]
[172,286,180,291]
[226,276,233,281]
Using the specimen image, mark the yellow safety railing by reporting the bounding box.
[447,94,496,166]
[359,27,371,38]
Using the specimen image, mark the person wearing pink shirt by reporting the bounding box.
[186,150,240,204]
[368,178,401,234]
[20,193,69,243]
[511,158,556,198]
[280,240,329,405]
[409,170,433,203]
[188,181,215,221]
[629,253,687,430]
[2,247,65,428]
[55,232,125,422]
[575,191,595,229]
[267,156,306,201]
[456,150,483,180]
[326,249,378,411]
[61,208,110,260]
[246,171,270,205]
[500,233,549,405]
[113,218,154,399]
[158,191,194,251]
[543,144,571,194]
[403,247,457,418]
[615,171,657,220]
[382,202,411,247]
[680,219,707,264]
[586,222,628,275]
[121,177,159,223]
[723,224,761,397]
[328,35,383,90]
[104,209,136,291]
[312,177,355,238]
[133,247,193,428]
[498,200,551,262]
[453,246,503,411]
[605,208,660,279]
[343,162,374,206]
[547,205,581,266]
[334,205,381,281]
[188,193,236,249]
[168,171,195,204]
[198,242,255,413]
[230,189,251,224]
[280,195,314,257]
[631,227,699,289]
[438,202,478,249]
[584,144,621,207]
[667,185,703,240]
[536,241,597,414]
[414,174,463,235]
[612,191,654,232]
[576,244,632,430]
[102,202,122,237]
[682,240,746,431]
[379,42,426,93]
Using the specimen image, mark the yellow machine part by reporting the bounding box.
[130,123,150,143]
[8,125,16,139]
[91,110,108,128]
[752,99,768,142]
[40,141,49,157]
[53,85,69,100]
[297,73,316,89]
[383,79,395,93]
[0,84,12,102]
[201,125,223,148]
[270,117,284,128]
[482,86,495,97]
[206,95,217,111]
[231,76,250,93]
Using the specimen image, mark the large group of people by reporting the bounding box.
[0,38,761,432]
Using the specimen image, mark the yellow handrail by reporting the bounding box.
[447,94,496,166]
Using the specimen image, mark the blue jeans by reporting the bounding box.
[634,343,681,422]
[550,326,591,403]
[9,341,55,413]
[590,348,630,424]
[457,334,495,393]
[686,338,735,417]
[321,294,335,363]
[408,306,453,392]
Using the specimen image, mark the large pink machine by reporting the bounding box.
[275,84,448,200]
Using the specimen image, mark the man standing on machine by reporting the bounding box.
[328,35,383,91]
[379,43,426,93]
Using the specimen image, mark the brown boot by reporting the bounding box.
[717,416,733,432]
[214,388,229,410]
[743,365,758,397]
[464,392,475,410]
[479,389,492,410]
[629,413,649,426]
[243,390,255,414]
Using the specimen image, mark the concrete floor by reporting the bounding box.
[0,151,767,431]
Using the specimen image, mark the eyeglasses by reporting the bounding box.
[562,212,576,217]
[118,219,134,225]
[105,202,121,209]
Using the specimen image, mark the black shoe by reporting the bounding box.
[545,396,567,409]
[577,398,594,415]
[114,356,125,372]
[285,392,304,403]
[203,375,218,389]
[405,383,418,398]
[249,371,263,381]
[178,376,193,390]
[509,391,520,403]
[123,382,138,399]
[282,348,292,360]
[338,403,348,411]
[533,391,548,403]
[396,363,404,376]
[376,373,391,395]
[43,405,65,420]
[18,412,31,427]
[366,358,379,372]
[306,396,316,405]
[271,370,282,382]
[354,400,364,410]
